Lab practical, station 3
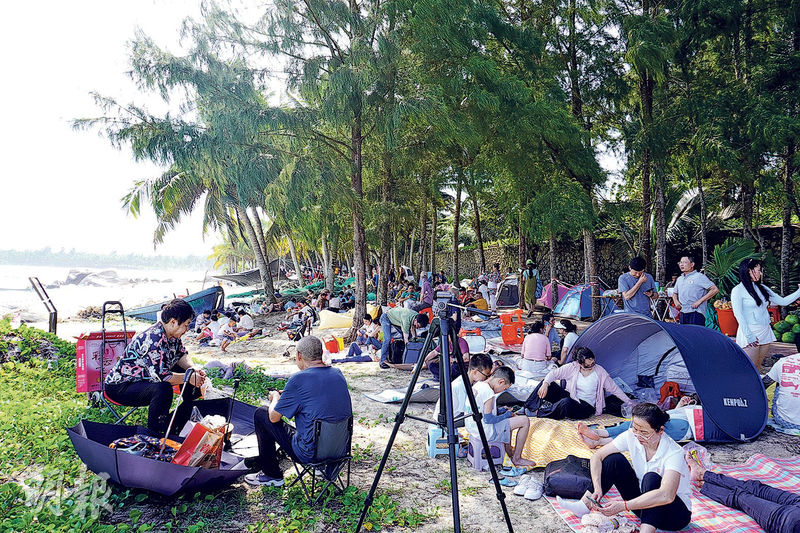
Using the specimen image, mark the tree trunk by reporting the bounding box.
[550,233,558,309]
[378,227,390,305]
[654,170,667,284]
[321,233,335,294]
[471,192,486,273]
[584,229,599,319]
[392,232,399,280]
[342,102,367,341]
[286,232,302,282]
[638,0,654,266]
[781,142,795,297]
[418,205,428,274]
[430,205,438,274]
[742,180,755,240]
[408,226,416,272]
[697,172,709,268]
[519,212,527,309]
[236,204,275,300]
[452,170,463,282]
[252,209,269,263]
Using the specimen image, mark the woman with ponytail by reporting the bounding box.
[731,258,800,370]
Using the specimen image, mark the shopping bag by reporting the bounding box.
[171,423,224,468]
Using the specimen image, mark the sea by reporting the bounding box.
[0,264,212,339]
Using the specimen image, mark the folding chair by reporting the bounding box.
[286,416,353,505]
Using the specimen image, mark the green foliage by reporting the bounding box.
[0,323,430,532]
[705,238,760,298]
[208,366,286,405]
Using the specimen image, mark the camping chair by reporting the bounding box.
[286,416,353,505]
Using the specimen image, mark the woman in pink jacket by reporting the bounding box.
[524,347,632,420]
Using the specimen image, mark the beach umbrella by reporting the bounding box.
[66,399,258,496]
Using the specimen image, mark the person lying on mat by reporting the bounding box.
[558,403,692,533]
[685,448,800,533]
[105,299,206,435]
[576,395,700,447]
[465,366,535,467]
[524,347,632,420]
[246,335,352,487]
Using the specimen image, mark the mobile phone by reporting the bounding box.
[586,495,603,508]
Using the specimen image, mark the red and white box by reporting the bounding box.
[75,331,135,393]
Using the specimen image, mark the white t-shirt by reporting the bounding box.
[478,283,489,302]
[611,430,692,511]
[433,379,468,420]
[216,323,236,339]
[239,315,254,330]
[576,371,598,406]
[207,320,221,336]
[464,381,496,438]
[563,331,579,352]
[329,296,341,308]
[768,352,800,424]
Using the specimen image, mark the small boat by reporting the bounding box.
[126,286,225,323]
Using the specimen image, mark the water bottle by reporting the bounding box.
[621,403,633,419]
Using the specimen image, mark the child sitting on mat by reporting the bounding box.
[465,366,535,467]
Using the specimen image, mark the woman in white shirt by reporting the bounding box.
[558,403,692,533]
[731,258,800,370]
[556,319,580,365]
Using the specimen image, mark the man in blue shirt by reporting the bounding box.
[617,257,656,317]
[246,336,352,486]
[671,254,718,326]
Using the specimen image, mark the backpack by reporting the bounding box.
[389,339,406,364]
[402,340,426,365]
[543,455,593,499]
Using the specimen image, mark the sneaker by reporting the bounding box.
[244,472,285,487]
[523,480,544,500]
[379,362,390,369]
[513,474,533,496]
[497,477,518,487]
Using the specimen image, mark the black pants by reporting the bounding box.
[105,371,201,435]
[701,471,800,533]
[596,453,692,531]
[525,381,595,420]
[680,311,705,325]
[253,406,299,478]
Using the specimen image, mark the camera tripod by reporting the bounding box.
[355,292,514,532]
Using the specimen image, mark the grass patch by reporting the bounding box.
[0,319,432,532]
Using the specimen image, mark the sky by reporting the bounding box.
[0,1,217,257]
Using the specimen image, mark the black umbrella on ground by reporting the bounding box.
[67,399,259,496]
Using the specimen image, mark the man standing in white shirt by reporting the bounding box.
[672,255,718,326]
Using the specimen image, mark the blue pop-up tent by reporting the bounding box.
[569,313,767,443]
[554,284,618,320]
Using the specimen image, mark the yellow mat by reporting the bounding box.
[517,414,624,466]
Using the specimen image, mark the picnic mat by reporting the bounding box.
[517,414,623,466]
[486,337,523,354]
[547,453,800,532]
[363,384,440,403]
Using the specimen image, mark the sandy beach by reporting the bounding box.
[159,311,799,532]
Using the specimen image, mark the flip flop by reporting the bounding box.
[497,477,518,487]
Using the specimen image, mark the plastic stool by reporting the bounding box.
[467,437,506,471]
[427,426,450,458]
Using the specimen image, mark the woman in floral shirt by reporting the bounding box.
[105,299,206,434]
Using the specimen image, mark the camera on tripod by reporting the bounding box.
[433,290,454,317]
